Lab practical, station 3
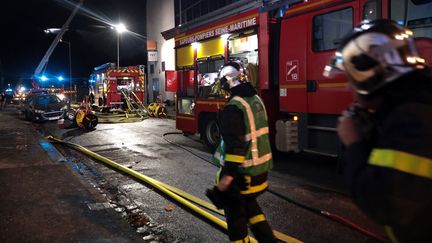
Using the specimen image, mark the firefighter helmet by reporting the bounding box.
[218,61,248,91]
[323,19,427,95]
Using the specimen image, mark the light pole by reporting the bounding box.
[111,23,127,68]
[60,39,72,91]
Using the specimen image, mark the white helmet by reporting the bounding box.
[323,19,427,95]
[218,61,248,90]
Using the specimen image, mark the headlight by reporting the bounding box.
[57,94,66,100]
[61,105,68,110]
[34,109,44,113]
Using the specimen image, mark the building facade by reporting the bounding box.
[146,0,176,103]
[146,0,243,103]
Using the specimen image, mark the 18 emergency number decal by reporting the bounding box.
[286,60,299,81]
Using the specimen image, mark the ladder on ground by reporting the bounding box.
[119,89,148,115]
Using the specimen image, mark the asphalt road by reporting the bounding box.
[36,117,384,243]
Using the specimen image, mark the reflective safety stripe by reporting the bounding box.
[255,95,268,117]
[385,226,400,243]
[225,154,245,163]
[242,153,272,167]
[244,127,269,142]
[249,214,266,225]
[216,168,222,185]
[231,236,250,243]
[369,149,432,179]
[240,181,268,195]
[233,96,259,161]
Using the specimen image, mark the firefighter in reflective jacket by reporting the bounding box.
[206,61,276,243]
[324,19,432,242]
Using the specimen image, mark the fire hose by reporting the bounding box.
[162,132,388,243]
[46,136,300,243]
[96,112,146,124]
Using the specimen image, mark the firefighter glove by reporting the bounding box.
[206,186,225,209]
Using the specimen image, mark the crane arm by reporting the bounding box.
[33,0,84,87]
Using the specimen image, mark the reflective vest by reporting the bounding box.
[213,95,273,176]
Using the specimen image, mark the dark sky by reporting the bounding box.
[0,0,147,89]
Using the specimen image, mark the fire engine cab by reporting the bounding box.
[90,63,146,109]
[164,0,432,156]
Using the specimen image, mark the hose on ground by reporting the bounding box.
[162,132,388,243]
[46,136,300,243]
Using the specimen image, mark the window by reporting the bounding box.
[197,58,225,98]
[116,77,134,92]
[228,33,258,65]
[197,58,224,74]
[228,33,259,88]
[175,0,241,26]
[177,98,195,115]
[390,0,432,38]
[313,8,353,51]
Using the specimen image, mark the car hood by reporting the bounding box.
[34,102,64,112]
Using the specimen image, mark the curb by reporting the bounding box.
[39,138,67,163]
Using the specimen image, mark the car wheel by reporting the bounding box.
[24,111,30,120]
[30,112,37,122]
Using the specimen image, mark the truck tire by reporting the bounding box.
[203,116,220,152]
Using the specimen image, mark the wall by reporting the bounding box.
[146,0,175,103]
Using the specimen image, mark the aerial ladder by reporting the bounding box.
[32,0,84,89]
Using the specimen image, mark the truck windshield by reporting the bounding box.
[390,0,432,38]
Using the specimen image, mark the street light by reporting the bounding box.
[111,23,127,69]
[60,39,72,91]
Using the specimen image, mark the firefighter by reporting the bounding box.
[0,92,5,109]
[323,19,432,242]
[206,61,276,242]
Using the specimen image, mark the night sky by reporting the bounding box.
[0,0,147,89]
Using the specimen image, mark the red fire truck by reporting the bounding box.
[165,0,432,156]
[90,63,146,109]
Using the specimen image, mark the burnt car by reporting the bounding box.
[23,94,67,122]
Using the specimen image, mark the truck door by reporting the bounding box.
[306,2,359,114]
[279,14,308,113]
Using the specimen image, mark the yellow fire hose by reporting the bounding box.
[96,113,146,124]
[46,136,302,243]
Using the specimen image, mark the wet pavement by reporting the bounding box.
[1,104,386,242]
[0,106,142,242]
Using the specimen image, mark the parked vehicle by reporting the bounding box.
[23,93,67,122]
[164,0,432,156]
[89,63,145,109]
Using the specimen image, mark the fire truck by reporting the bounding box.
[90,63,146,109]
[165,0,432,156]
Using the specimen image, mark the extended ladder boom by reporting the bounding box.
[33,0,84,87]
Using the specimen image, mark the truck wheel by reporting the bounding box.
[203,117,220,151]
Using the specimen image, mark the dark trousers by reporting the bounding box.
[224,195,276,243]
